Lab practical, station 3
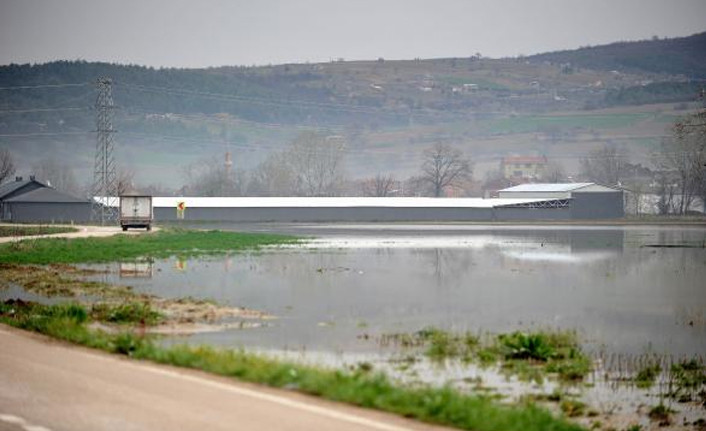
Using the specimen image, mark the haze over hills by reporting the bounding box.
[0,32,704,190]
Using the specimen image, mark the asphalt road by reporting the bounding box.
[0,325,449,431]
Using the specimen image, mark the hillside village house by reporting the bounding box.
[501,156,547,181]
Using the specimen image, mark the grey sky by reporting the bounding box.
[1,0,705,68]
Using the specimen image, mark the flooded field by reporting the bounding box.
[4,224,705,429]
[90,225,706,358]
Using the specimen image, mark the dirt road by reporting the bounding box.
[0,326,448,431]
[0,225,154,244]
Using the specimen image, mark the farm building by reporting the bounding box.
[0,179,623,223]
[497,183,624,219]
[0,176,92,223]
[152,197,567,222]
[152,183,623,222]
[0,176,47,202]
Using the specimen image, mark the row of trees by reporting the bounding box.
[577,100,705,215]
[182,133,473,198]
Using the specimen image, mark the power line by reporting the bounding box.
[0,83,90,91]
[0,131,92,137]
[0,107,89,115]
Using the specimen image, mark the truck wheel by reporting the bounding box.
[146,225,151,231]
[122,226,128,232]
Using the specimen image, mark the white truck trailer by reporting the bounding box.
[119,193,153,231]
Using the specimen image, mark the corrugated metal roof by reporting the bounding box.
[6,187,88,203]
[0,179,46,199]
[499,183,595,192]
[150,197,564,209]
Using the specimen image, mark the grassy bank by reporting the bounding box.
[0,225,78,237]
[0,229,298,264]
[0,300,584,431]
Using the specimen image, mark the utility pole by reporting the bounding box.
[91,77,118,225]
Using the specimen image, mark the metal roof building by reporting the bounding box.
[0,178,91,223]
[0,177,47,201]
[150,190,622,222]
[498,183,617,198]
[498,183,624,219]
[1,178,623,223]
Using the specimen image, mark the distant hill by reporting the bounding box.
[1,36,704,185]
[528,32,706,79]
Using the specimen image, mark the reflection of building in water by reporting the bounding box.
[497,229,623,268]
[119,261,154,279]
[569,230,624,253]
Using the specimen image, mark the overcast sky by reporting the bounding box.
[1,0,705,68]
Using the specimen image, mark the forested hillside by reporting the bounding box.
[529,32,706,78]
[2,31,705,133]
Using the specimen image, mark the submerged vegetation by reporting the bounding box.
[668,360,706,404]
[377,328,592,382]
[0,228,298,264]
[634,363,662,389]
[0,300,585,431]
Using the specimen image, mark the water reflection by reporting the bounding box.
[90,226,706,357]
[119,261,153,279]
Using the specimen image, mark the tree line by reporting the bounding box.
[180,133,473,198]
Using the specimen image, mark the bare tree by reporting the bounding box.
[183,156,245,197]
[247,151,297,196]
[288,132,346,197]
[654,172,678,215]
[117,168,135,195]
[362,173,396,197]
[481,169,513,197]
[675,100,706,212]
[420,143,472,197]
[579,144,627,186]
[31,157,79,195]
[540,160,567,182]
[655,112,706,214]
[0,149,16,185]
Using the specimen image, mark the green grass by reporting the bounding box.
[0,228,298,264]
[0,225,78,237]
[498,332,557,361]
[0,301,585,431]
[634,363,661,389]
[90,302,163,325]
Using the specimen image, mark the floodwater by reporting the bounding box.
[9,223,706,426]
[93,224,706,358]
